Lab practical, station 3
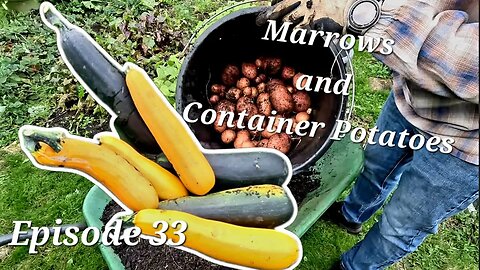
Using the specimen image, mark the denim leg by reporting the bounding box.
[343,92,414,224]
[341,145,479,270]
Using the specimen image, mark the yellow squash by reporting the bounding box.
[134,209,301,269]
[98,134,188,200]
[22,128,158,211]
[125,64,215,195]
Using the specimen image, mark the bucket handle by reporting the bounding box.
[180,0,355,121]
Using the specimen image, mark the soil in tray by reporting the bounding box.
[101,172,320,270]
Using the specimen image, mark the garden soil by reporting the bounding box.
[101,171,320,270]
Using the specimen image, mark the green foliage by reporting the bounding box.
[0,151,107,269]
[153,55,182,105]
[0,1,477,270]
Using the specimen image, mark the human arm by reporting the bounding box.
[366,0,479,103]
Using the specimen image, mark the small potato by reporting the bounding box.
[221,129,236,144]
[261,129,275,139]
[292,91,311,112]
[257,82,266,93]
[234,130,250,148]
[243,86,253,97]
[257,139,269,148]
[209,95,220,105]
[266,57,282,75]
[255,57,267,70]
[270,85,294,114]
[293,73,308,89]
[251,87,259,98]
[236,97,258,119]
[221,65,240,86]
[226,87,242,101]
[281,66,296,80]
[254,74,267,84]
[295,111,310,122]
[236,96,254,112]
[215,100,236,113]
[236,77,250,89]
[257,92,272,116]
[267,133,291,154]
[242,63,257,80]
[211,84,226,95]
[213,115,227,133]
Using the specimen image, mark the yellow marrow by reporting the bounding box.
[134,209,301,269]
[22,128,158,211]
[125,64,215,195]
[98,134,188,200]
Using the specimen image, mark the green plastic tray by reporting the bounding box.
[82,137,364,270]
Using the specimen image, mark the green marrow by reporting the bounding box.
[158,184,294,228]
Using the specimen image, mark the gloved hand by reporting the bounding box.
[256,0,356,33]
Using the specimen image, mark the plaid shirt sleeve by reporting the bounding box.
[365,0,479,165]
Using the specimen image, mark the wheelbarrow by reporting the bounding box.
[83,135,363,269]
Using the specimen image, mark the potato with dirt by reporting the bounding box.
[221,65,240,86]
[213,115,227,133]
[215,100,236,113]
[236,77,250,89]
[211,84,226,95]
[236,96,258,119]
[256,92,272,116]
[292,91,311,112]
[293,72,308,90]
[226,87,242,101]
[267,133,291,154]
[209,95,220,105]
[270,85,294,114]
[255,74,267,84]
[234,130,251,148]
[266,57,282,75]
[242,63,257,80]
[281,66,295,80]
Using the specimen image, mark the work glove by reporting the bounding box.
[256,0,357,32]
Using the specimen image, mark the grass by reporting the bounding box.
[0,1,477,269]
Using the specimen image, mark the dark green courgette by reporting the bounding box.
[158,184,295,228]
[43,6,159,154]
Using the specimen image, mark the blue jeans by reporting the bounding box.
[341,93,479,270]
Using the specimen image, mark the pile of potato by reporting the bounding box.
[209,57,312,154]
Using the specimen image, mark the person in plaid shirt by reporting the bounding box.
[257,0,478,269]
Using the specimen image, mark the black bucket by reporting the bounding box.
[176,7,350,174]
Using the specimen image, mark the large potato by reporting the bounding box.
[242,63,257,80]
[292,91,311,112]
[267,133,291,154]
[270,85,294,114]
[221,65,240,86]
